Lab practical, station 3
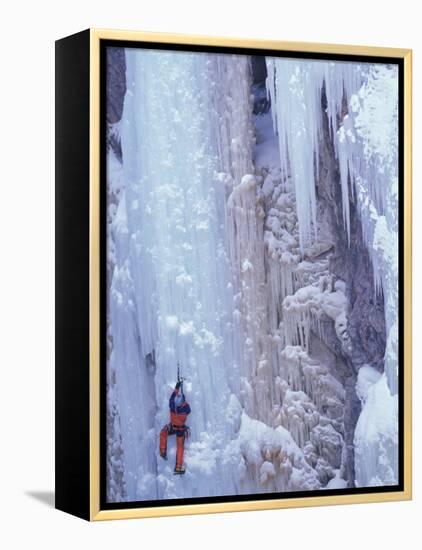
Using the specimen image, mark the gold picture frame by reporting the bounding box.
[55,28,412,521]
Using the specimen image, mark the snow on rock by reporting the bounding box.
[303,240,333,260]
[336,65,399,396]
[326,470,348,490]
[336,65,399,487]
[356,365,382,403]
[354,371,398,487]
[227,412,321,492]
[282,282,347,351]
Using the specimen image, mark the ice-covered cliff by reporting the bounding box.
[106,48,399,502]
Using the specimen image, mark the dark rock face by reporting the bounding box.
[318,88,386,372]
[107,47,126,162]
[251,55,268,84]
[107,47,126,124]
[315,89,386,485]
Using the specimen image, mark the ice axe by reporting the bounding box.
[177,362,186,393]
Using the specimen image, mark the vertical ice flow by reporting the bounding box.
[108,50,399,500]
[266,59,363,248]
[115,49,242,500]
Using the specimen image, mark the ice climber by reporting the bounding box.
[159,380,191,474]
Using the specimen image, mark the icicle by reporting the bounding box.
[265,58,277,134]
[265,58,365,248]
[265,60,320,251]
[335,64,399,394]
[336,117,354,245]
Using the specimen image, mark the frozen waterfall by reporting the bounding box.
[106,48,400,502]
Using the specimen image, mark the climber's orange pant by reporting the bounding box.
[159,424,186,469]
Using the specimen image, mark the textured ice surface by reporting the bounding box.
[267,59,399,487]
[266,58,363,250]
[354,370,398,486]
[106,50,399,501]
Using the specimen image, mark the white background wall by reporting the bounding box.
[0,0,419,548]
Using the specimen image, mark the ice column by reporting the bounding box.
[266,58,363,248]
[110,48,259,501]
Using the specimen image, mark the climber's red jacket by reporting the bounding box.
[169,389,191,428]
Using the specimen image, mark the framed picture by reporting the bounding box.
[55,28,412,521]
